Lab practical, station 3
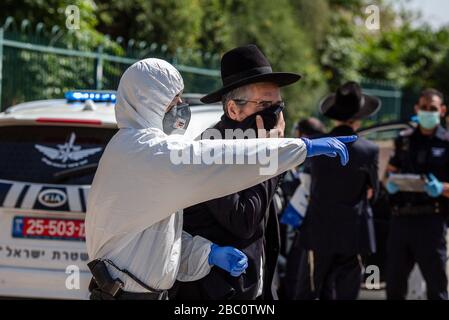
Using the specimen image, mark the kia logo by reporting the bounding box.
[38,189,67,207]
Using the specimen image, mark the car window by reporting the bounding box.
[0,126,117,185]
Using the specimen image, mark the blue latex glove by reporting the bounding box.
[425,174,444,198]
[280,211,300,228]
[385,180,400,195]
[301,136,358,166]
[208,244,248,277]
[280,205,302,229]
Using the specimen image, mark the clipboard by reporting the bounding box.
[387,173,427,193]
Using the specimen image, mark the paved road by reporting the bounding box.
[359,289,386,300]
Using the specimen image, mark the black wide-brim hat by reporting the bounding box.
[201,44,301,104]
[319,81,381,121]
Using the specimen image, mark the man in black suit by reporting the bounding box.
[170,45,356,300]
[294,82,380,300]
[170,44,300,300]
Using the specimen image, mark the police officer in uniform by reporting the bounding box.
[386,88,449,300]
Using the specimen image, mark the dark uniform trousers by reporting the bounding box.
[386,126,449,300]
[295,125,379,300]
[387,215,447,300]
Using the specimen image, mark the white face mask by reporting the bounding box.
[417,110,441,130]
[162,102,191,135]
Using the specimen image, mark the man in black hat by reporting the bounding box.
[171,45,357,300]
[292,81,381,300]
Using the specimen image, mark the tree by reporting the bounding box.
[3,0,449,123]
[317,0,402,89]
[1,0,124,108]
[289,0,331,50]
[95,0,203,56]
[224,0,327,127]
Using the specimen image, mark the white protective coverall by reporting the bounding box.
[86,58,308,292]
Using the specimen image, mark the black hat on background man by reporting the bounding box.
[319,81,381,121]
[201,44,301,104]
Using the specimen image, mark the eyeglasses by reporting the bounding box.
[233,99,285,109]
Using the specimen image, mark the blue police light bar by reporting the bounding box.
[65,91,117,103]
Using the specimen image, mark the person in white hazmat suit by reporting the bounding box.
[85,57,357,300]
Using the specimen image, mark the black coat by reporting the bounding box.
[298,125,379,255]
[171,116,282,300]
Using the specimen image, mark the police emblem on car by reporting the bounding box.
[35,132,102,168]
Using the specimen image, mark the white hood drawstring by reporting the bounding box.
[85,58,308,292]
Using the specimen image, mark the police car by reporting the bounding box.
[0,91,223,299]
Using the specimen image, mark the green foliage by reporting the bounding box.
[197,0,233,54]
[1,0,124,108]
[223,0,327,128]
[95,0,203,55]
[359,26,449,91]
[3,0,449,125]
[290,0,331,50]
[2,0,96,29]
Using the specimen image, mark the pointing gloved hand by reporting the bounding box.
[208,244,248,277]
[425,174,444,198]
[385,180,400,195]
[301,136,358,166]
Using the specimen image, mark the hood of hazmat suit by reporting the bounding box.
[85,58,307,292]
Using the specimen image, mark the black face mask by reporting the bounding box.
[232,103,284,136]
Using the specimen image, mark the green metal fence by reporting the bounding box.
[361,79,403,124]
[0,19,222,111]
[0,18,405,124]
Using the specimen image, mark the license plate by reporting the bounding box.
[12,216,85,241]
